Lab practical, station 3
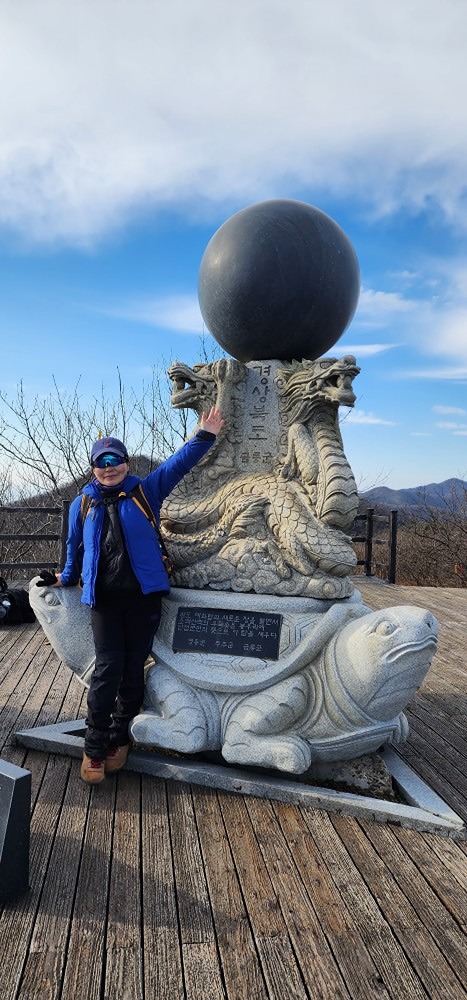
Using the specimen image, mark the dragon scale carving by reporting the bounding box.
[162,355,361,599]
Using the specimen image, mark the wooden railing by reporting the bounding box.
[0,501,70,573]
[352,508,398,583]
[0,501,398,583]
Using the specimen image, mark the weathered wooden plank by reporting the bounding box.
[417,676,466,704]
[23,671,86,809]
[419,830,467,894]
[0,628,46,705]
[0,652,59,756]
[416,689,467,732]
[357,583,467,620]
[17,762,89,1000]
[0,632,54,706]
[331,816,467,1000]
[244,795,350,999]
[104,770,144,1000]
[141,776,185,1000]
[419,667,466,698]
[410,695,467,755]
[0,650,61,748]
[0,647,67,808]
[421,658,467,689]
[400,733,467,822]
[273,801,391,1000]
[168,782,226,1000]
[1,649,70,770]
[2,661,84,808]
[407,711,467,788]
[358,819,467,988]
[0,756,72,997]
[61,777,116,1000]
[300,809,429,999]
[3,675,81,809]
[0,621,35,663]
[218,791,310,999]
[194,785,269,1000]
[30,661,79,731]
[391,826,467,932]
[55,669,87,724]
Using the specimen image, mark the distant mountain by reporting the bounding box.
[359,477,467,512]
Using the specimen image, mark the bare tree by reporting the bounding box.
[0,343,226,577]
[396,480,467,587]
[0,365,192,499]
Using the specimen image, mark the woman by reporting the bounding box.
[55,406,224,783]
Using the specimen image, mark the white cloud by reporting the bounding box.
[333,343,397,357]
[342,409,396,426]
[391,270,420,283]
[436,421,467,431]
[1,0,467,244]
[409,264,467,365]
[105,294,203,333]
[429,308,467,363]
[354,288,416,327]
[433,404,467,415]
[401,367,467,380]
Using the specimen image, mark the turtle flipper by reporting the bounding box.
[130,664,216,753]
[221,675,312,774]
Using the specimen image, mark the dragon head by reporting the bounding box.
[277,355,360,424]
[167,358,246,415]
[167,361,218,414]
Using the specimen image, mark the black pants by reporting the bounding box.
[85,591,162,759]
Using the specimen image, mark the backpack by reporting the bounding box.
[0,577,36,625]
[79,483,174,576]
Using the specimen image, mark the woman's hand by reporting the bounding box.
[199,406,225,436]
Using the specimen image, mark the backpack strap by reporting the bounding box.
[123,484,174,576]
[126,483,157,528]
[80,494,94,523]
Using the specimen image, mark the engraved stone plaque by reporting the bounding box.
[172,607,282,659]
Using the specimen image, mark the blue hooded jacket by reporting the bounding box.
[61,431,214,606]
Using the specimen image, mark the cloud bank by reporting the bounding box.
[1,0,466,244]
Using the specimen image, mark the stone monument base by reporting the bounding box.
[28,580,439,775]
[129,586,433,772]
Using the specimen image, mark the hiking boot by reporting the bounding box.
[104,744,129,774]
[80,753,105,784]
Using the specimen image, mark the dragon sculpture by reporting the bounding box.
[161,355,360,599]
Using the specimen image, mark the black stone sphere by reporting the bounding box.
[198,199,360,363]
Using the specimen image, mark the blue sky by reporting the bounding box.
[1,0,466,490]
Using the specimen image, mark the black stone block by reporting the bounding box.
[0,759,31,903]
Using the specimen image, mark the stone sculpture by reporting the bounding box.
[29,582,438,772]
[28,200,439,774]
[163,354,360,600]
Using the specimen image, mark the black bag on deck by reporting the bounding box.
[0,577,36,625]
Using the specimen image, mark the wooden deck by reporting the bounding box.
[0,580,466,1000]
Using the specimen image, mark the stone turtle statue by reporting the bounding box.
[29,579,438,774]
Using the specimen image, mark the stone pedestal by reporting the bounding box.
[129,586,437,773]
